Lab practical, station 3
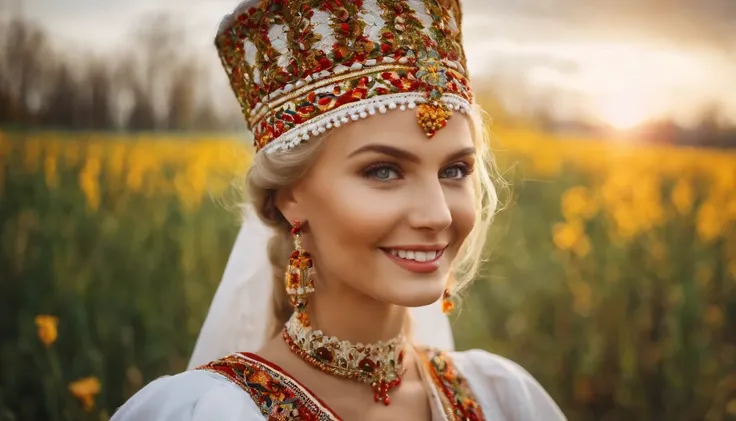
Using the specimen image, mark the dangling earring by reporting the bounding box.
[442,276,456,314]
[285,221,315,326]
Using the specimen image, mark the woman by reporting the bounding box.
[111,0,566,419]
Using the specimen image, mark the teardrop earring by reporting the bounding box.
[442,275,456,314]
[285,221,315,326]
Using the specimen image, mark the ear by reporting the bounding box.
[273,186,303,226]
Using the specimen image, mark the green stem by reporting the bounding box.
[44,347,62,421]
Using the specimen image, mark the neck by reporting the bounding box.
[306,279,408,345]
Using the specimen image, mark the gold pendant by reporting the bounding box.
[417,101,453,138]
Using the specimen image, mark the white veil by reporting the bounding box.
[188,205,455,369]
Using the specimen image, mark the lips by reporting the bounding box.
[380,246,447,274]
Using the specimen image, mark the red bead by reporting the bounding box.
[291,221,301,236]
[383,396,390,406]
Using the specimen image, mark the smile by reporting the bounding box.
[380,246,446,274]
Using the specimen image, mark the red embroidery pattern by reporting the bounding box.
[215,0,472,151]
[196,353,341,421]
[196,350,484,421]
[422,349,486,421]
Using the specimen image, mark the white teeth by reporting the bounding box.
[386,249,442,262]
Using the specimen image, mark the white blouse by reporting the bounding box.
[110,349,566,421]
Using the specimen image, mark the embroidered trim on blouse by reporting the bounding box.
[420,348,486,421]
[197,352,342,421]
[195,349,485,421]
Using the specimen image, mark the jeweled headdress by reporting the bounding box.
[216,0,473,153]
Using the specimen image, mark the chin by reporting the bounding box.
[366,248,453,307]
[377,272,448,308]
[395,289,445,308]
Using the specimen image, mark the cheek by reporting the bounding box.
[305,177,400,258]
[448,184,476,245]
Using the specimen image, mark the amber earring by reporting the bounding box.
[442,275,456,314]
[285,221,315,326]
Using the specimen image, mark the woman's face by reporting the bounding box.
[281,110,477,308]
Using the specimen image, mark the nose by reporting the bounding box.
[408,178,452,232]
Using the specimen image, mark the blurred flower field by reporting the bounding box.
[0,130,735,421]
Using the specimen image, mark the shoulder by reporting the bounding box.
[447,349,567,421]
[110,369,263,421]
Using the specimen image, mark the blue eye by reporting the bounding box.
[366,165,401,181]
[440,164,469,180]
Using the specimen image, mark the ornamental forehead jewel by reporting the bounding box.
[215,0,474,153]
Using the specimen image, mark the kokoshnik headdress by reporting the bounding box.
[215,0,473,153]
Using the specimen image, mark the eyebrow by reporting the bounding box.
[347,144,476,163]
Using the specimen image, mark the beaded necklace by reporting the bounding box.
[282,312,407,406]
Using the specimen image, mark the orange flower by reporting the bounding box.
[68,377,101,412]
[34,315,58,348]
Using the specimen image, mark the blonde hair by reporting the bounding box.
[246,104,502,340]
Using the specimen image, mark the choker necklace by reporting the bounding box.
[282,312,407,406]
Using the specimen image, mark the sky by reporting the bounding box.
[12,0,736,127]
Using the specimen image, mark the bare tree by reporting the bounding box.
[166,62,199,131]
[41,62,79,128]
[86,60,114,130]
[128,13,185,130]
[1,20,53,118]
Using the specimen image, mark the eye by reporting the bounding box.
[440,163,471,180]
[364,164,402,181]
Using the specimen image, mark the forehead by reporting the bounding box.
[319,110,474,156]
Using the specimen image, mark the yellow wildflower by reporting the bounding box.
[107,142,128,186]
[35,315,59,347]
[63,141,80,167]
[696,201,725,243]
[573,236,591,258]
[553,221,580,250]
[727,199,736,221]
[44,154,58,189]
[671,178,694,215]
[79,158,101,212]
[553,220,590,257]
[68,377,101,412]
[530,153,561,177]
[561,186,598,221]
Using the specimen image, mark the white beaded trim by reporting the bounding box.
[262,92,471,154]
